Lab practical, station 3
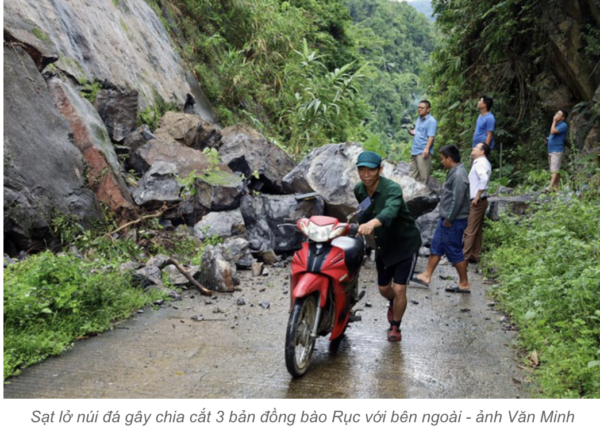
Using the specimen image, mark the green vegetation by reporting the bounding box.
[80,81,103,104]
[3,252,163,379]
[483,162,600,398]
[32,27,49,41]
[145,0,433,157]
[344,0,435,160]
[137,90,179,131]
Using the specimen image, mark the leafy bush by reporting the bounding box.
[4,252,164,379]
[483,193,600,397]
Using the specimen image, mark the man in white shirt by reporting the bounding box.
[463,142,492,264]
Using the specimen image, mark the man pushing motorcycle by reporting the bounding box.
[354,151,422,342]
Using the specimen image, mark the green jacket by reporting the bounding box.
[354,176,422,268]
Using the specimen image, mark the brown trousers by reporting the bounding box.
[463,198,489,262]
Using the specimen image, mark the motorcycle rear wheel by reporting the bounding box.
[285,295,318,378]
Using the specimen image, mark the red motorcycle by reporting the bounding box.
[284,213,366,378]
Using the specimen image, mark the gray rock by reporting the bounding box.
[47,75,136,219]
[94,87,138,142]
[240,193,325,253]
[130,139,231,178]
[146,255,171,269]
[123,125,157,154]
[163,264,200,287]
[236,298,246,306]
[4,0,216,122]
[220,237,255,270]
[487,194,540,221]
[154,112,221,151]
[194,210,246,241]
[3,45,100,254]
[259,302,270,309]
[219,124,296,194]
[195,171,244,211]
[119,261,143,273]
[198,245,238,292]
[415,206,440,247]
[283,142,438,220]
[133,266,163,288]
[132,162,182,208]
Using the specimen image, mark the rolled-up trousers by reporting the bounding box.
[463,198,488,262]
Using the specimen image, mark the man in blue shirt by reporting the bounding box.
[472,95,495,149]
[409,100,437,183]
[546,109,568,191]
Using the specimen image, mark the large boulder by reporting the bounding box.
[219,125,297,193]
[3,0,217,122]
[193,210,246,241]
[240,194,325,253]
[132,162,182,209]
[47,75,137,219]
[130,139,232,178]
[415,206,440,248]
[153,112,222,151]
[194,170,245,212]
[3,45,99,254]
[487,194,541,221]
[93,87,138,143]
[283,143,439,220]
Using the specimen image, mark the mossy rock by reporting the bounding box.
[197,170,243,187]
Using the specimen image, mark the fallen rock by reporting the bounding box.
[198,245,238,292]
[163,264,200,287]
[194,171,244,211]
[487,194,540,221]
[130,139,231,178]
[415,206,440,247]
[252,262,264,277]
[146,255,171,269]
[133,266,163,288]
[240,193,325,253]
[132,162,182,208]
[94,86,138,143]
[193,210,246,241]
[154,111,221,150]
[220,237,255,270]
[123,125,156,154]
[219,124,296,193]
[119,261,144,273]
[283,142,438,219]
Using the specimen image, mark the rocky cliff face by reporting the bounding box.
[538,0,600,155]
[3,0,216,121]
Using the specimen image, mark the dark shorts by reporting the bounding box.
[430,218,468,264]
[376,252,418,286]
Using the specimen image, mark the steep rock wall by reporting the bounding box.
[4,0,216,122]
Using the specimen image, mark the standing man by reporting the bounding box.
[409,100,437,183]
[354,151,422,342]
[473,95,495,149]
[463,143,492,264]
[546,109,568,191]
[413,145,471,293]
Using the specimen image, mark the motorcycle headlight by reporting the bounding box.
[306,222,334,242]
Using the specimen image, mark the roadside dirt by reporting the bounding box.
[4,258,526,398]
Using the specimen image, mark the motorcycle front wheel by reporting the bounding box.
[285,295,318,378]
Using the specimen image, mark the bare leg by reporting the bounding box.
[416,255,441,284]
[391,283,407,322]
[454,260,470,290]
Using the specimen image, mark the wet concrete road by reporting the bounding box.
[4,258,526,398]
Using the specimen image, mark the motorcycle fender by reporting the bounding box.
[292,273,329,308]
